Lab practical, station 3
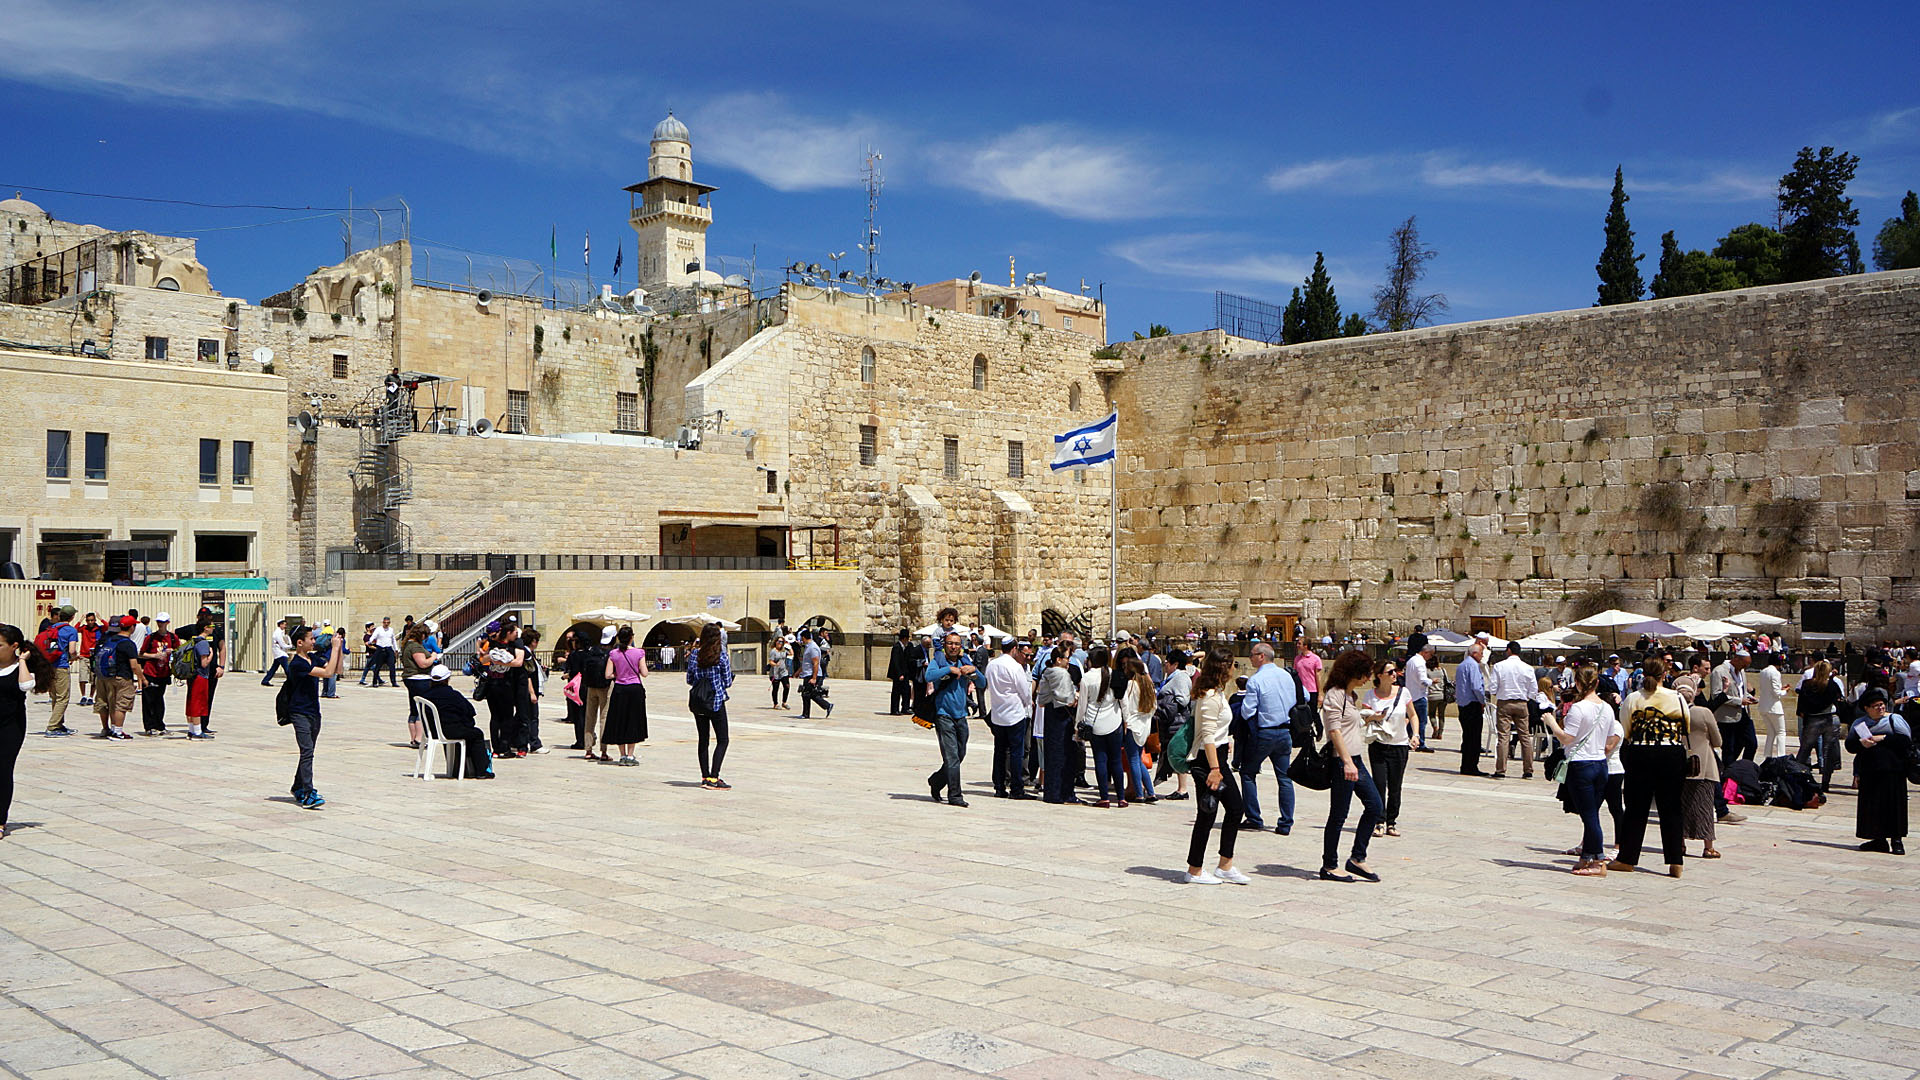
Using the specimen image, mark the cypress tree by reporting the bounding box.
[1281,287,1306,345]
[1300,253,1341,341]
[1595,166,1644,305]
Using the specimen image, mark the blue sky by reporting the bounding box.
[4,1,1917,339]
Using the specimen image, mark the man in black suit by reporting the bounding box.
[887,628,919,715]
[415,664,494,778]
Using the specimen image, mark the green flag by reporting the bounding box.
[550,225,556,261]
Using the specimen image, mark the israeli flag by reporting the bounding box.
[1051,411,1117,471]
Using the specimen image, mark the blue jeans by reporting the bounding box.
[1089,727,1126,801]
[1413,697,1430,742]
[261,655,289,684]
[1124,737,1154,800]
[1566,759,1609,859]
[1238,725,1295,831]
[1324,756,1384,870]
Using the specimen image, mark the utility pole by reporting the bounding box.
[860,148,883,287]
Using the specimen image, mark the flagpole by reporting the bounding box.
[1109,416,1118,643]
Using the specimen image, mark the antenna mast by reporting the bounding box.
[861,147,883,285]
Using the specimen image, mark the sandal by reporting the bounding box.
[1702,848,1721,859]
[1372,824,1385,837]
[1384,825,1400,837]
[1571,860,1607,877]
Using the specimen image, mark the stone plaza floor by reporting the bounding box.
[1,674,1915,1080]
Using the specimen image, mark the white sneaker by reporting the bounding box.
[529,746,551,755]
[1216,866,1251,885]
[1183,870,1223,885]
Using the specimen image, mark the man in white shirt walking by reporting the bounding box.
[369,617,397,687]
[986,638,1036,799]
[1405,642,1435,751]
[1490,641,1539,779]
[261,618,293,685]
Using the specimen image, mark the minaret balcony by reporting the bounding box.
[631,200,712,226]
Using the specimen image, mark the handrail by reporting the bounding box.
[420,576,489,627]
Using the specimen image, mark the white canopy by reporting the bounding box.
[1433,631,1507,651]
[1569,609,1659,629]
[1534,626,1601,647]
[1623,618,1688,639]
[1115,593,1214,612]
[1726,609,1791,629]
[572,606,651,625]
[669,612,742,631]
[1668,616,1751,641]
[1515,633,1577,650]
[914,623,1011,642]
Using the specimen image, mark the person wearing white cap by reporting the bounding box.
[136,614,178,735]
[414,664,494,779]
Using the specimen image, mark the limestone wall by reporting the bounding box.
[1109,269,1920,642]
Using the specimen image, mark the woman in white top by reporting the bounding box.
[1363,658,1416,838]
[1076,647,1128,807]
[1320,650,1387,883]
[1182,647,1246,884]
[1118,654,1158,804]
[1544,667,1623,875]
[1753,653,1786,760]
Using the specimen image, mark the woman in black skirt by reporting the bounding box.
[1850,688,1910,855]
[602,625,649,766]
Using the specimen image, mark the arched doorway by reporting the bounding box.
[643,621,697,667]
[737,616,771,633]
[1041,608,1071,637]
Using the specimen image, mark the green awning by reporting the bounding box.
[146,577,270,591]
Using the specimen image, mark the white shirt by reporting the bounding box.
[985,654,1032,727]
[272,628,292,658]
[1491,655,1538,701]
[1756,666,1785,714]
[1075,669,1124,737]
[1405,653,1432,700]
[371,626,396,649]
[1562,699,1618,761]
[1121,679,1154,745]
[1363,686,1413,746]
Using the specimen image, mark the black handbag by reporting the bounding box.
[689,673,718,715]
[1288,739,1334,790]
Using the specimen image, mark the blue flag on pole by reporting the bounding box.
[1051,411,1117,470]
[612,243,623,278]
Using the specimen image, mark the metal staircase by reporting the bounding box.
[354,395,414,554]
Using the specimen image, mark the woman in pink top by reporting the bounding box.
[601,625,649,766]
[1294,647,1322,707]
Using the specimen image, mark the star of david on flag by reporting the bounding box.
[1051,411,1117,470]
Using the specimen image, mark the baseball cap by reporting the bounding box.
[118,615,138,630]
[1608,653,1619,660]
[57,605,75,618]
[429,663,452,681]
[154,612,171,623]
[1115,629,1133,641]
[1555,655,1566,663]
[600,625,617,644]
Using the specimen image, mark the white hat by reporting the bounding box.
[153,612,171,623]
[600,625,617,644]
[1733,648,1750,657]
[429,663,451,681]
[425,620,440,633]
[1474,631,1491,641]
[1115,629,1133,641]
[1555,655,1567,663]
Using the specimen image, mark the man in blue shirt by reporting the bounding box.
[925,632,986,808]
[1454,637,1489,776]
[1237,642,1298,835]
[41,605,81,736]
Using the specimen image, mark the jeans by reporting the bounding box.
[1797,715,1840,780]
[990,719,1028,795]
[1187,757,1244,868]
[1618,744,1686,867]
[321,674,337,697]
[1367,743,1409,826]
[928,712,969,800]
[798,678,830,717]
[1324,757,1384,870]
[1041,706,1074,802]
[1089,727,1126,801]
[289,712,321,795]
[140,678,169,732]
[261,655,289,685]
[1457,702,1485,773]
[1566,759,1610,859]
[771,676,790,708]
[1719,716,1757,764]
[370,646,396,686]
[1413,697,1430,742]
[486,685,517,754]
[1124,736,1153,800]
[1237,725,1295,831]
[695,703,730,778]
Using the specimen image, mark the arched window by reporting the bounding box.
[155,277,181,291]
[972,354,988,391]
[1068,381,1082,411]
[859,346,875,384]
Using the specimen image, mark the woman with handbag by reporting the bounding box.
[1077,647,1127,807]
[1679,674,1723,859]
[1609,657,1689,878]
[685,623,734,789]
[602,625,649,767]
[1320,650,1386,882]
[1849,687,1911,854]
[1363,658,1416,838]
[1182,647,1247,884]
[1796,660,1844,793]
[1547,666,1622,875]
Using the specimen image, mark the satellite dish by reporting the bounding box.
[472,418,494,438]
[252,347,274,366]
[722,274,747,287]
[294,411,317,432]
[475,289,493,307]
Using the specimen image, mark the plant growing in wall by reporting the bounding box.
[533,324,545,356]
[292,306,307,323]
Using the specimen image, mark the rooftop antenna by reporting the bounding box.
[859,147,883,288]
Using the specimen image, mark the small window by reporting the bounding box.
[858,424,877,467]
[155,277,181,291]
[332,353,349,379]
[199,439,220,485]
[616,392,639,431]
[84,431,109,480]
[859,346,875,384]
[194,533,250,563]
[46,429,70,478]
[1007,440,1025,479]
[233,440,253,487]
[144,336,168,360]
[973,354,988,390]
[197,339,220,363]
[1063,316,1074,330]
[507,390,530,433]
[765,468,779,494]
[1069,382,1082,411]
[944,437,959,479]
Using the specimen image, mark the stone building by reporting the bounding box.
[1107,269,1920,643]
[2,194,213,303]
[898,274,1107,342]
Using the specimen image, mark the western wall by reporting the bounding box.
[1108,268,1920,642]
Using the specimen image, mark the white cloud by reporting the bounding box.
[0,0,306,106]
[1108,232,1322,288]
[1265,156,1392,192]
[684,94,884,191]
[934,126,1166,221]
[1266,150,1771,202]
[1417,156,1607,192]
[1867,106,1920,144]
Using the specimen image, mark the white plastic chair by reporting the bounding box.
[412,696,466,781]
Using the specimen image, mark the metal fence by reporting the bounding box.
[330,552,788,573]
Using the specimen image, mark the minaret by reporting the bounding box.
[626,112,715,292]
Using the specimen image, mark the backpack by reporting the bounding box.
[94,636,120,679]
[275,679,294,724]
[36,626,65,665]
[173,639,200,680]
[1287,668,1320,744]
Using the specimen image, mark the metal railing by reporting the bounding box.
[332,552,790,572]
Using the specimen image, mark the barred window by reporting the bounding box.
[944,437,959,479]
[858,424,877,467]
[616,392,639,431]
[859,346,875,384]
[973,354,988,390]
[1007,440,1025,479]
[507,390,529,433]
[332,353,349,379]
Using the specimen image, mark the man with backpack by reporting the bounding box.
[36,606,81,737]
[1237,642,1300,835]
[137,613,179,735]
[91,616,143,740]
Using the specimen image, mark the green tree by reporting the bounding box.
[1299,252,1342,341]
[1872,190,1920,271]
[1370,215,1447,331]
[1712,223,1786,287]
[1777,146,1862,281]
[1340,313,1370,337]
[1595,166,1644,305]
[1281,287,1306,344]
[1130,323,1171,340]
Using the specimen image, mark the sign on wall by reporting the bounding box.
[706,595,724,609]
[656,596,672,611]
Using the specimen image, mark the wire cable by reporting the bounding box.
[0,182,400,213]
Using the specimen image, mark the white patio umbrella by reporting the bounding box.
[1726,609,1791,629]
[670,612,742,632]
[1115,593,1214,612]
[1426,629,1474,649]
[1623,618,1689,639]
[1668,616,1751,641]
[572,606,651,625]
[1516,632,1579,651]
[1536,626,1601,647]
[1570,608,1660,650]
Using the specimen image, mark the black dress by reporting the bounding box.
[1856,731,1911,840]
[1,664,27,827]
